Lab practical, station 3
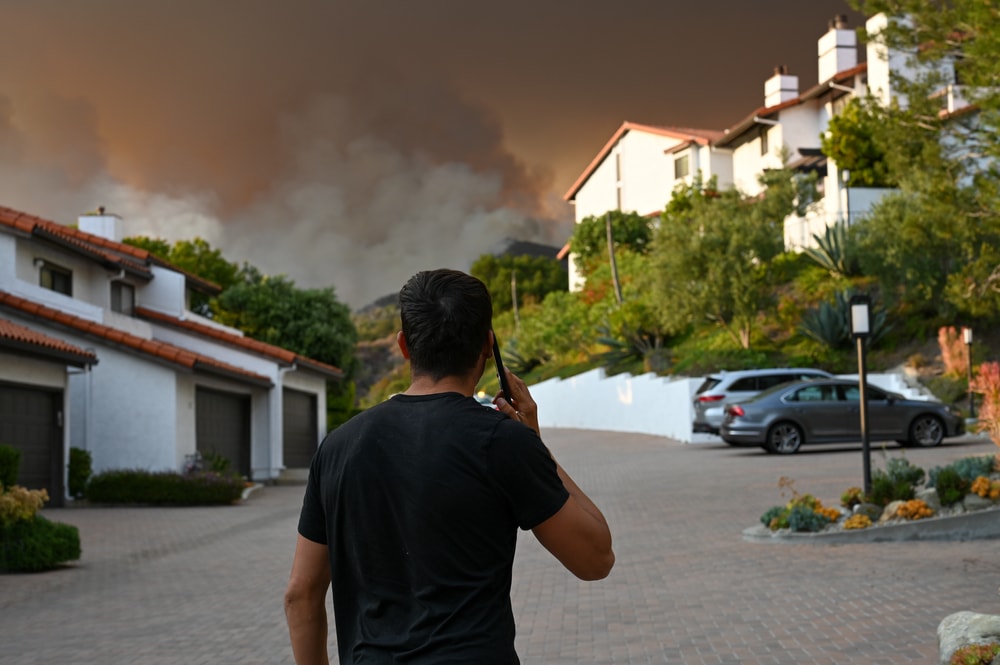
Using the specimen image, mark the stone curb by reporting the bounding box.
[743,505,1000,544]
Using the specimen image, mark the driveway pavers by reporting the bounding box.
[2,430,998,664]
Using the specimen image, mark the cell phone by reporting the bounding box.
[492,332,513,405]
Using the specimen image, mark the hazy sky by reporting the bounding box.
[0,0,864,307]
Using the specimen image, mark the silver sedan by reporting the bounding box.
[720,379,965,454]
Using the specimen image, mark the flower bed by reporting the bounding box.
[746,454,1000,543]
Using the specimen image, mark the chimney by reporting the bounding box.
[78,206,124,242]
[764,65,799,107]
[818,14,857,83]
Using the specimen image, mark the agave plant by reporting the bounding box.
[799,290,890,348]
[803,221,859,277]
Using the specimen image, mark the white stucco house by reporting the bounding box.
[561,13,954,291]
[0,205,342,504]
[561,122,727,290]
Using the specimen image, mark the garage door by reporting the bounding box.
[195,387,251,478]
[283,388,318,469]
[0,382,63,505]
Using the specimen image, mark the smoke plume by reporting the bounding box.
[0,1,569,307]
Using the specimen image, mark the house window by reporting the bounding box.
[674,154,690,179]
[39,261,72,296]
[760,128,770,156]
[111,281,135,315]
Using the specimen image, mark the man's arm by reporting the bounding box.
[284,534,332,665]
[531,463,615,580]
[495,368,615,581]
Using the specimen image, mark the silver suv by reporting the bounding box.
[692,368,832,435]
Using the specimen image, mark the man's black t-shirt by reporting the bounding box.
[297,392,569,664]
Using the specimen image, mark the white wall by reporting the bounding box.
[140,265,187,317]
[75,345,179,473]
[531,369,936,443]
[531,369,701,442]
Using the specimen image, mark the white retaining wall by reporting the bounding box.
[530,369,934,443]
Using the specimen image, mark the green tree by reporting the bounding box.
[570,210,653,265]
[469,254,567,312]
[649,169,815,349]
[215,267,359,429]
[821,97,895,187]
[214,266,357,374]
[842,1,1000,322]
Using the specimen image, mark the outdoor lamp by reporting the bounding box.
[963,327,975,419]
[850,295,870,337]
[850,293,872,495]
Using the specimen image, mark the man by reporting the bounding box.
[284,269,614,664]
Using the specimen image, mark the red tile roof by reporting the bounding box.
[0,205,221,294]
[715,64,870,148]
[0,290,272,387]
[564,122,725,202]
[0,317,98,367]
[135,306,343,379]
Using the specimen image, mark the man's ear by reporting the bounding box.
[483,329,495,358]
[396,331,411,359]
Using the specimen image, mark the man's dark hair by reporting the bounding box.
[399,269,493,381]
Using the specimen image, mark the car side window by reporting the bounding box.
[791,385,826,402]
[841,385,861,402]
[729,378,756,391]
[757,374,790,390]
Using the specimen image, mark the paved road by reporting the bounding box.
[2,431,999,664]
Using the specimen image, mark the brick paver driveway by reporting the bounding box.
[2,430,998,664]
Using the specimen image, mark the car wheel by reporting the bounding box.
[765,422,803,454]
[908,415,944,447]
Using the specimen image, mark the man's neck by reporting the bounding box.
[404,373,478,397]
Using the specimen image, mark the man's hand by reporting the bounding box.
[493,368,539,434]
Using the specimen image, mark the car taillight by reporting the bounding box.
[697,394,726,403]
[727,405,745,417]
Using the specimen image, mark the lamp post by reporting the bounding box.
[850,294,872,496]
[842,169,851,225]
[963,327,975,419]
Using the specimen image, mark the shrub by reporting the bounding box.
[867,457,924,506]
[0,445,21,489]
[895,499,934,520]
[868,474,915,506]
[843,514,872,529]
[970,476,1000,500]
[200,451,231,474]
[0,485,48,525]
[67,448,92,500]
[787,504,832,532]
[760,506,786,530]
[938,326,968,379]
[0,515,81,572]
[929,456,997,487]
[884,457,926,487]
[86,469,245,506]
[970,361,1000,455]
[840,486,864,508]
[935,467,969,506]
[949,642,1000,665]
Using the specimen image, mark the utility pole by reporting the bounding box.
[511,269,520,331]
[606,213,623,305]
